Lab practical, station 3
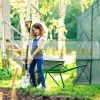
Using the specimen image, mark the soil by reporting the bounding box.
[0,88,84,100]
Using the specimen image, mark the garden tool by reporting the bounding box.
[21,19,32,88]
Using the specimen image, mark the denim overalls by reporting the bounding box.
[29,36,46,87]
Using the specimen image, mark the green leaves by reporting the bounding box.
[39,0,59,26]
[0,67,13,80]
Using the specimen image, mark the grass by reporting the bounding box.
[22,75,100,100]
[0,50,100,100]
[0,73,100,100]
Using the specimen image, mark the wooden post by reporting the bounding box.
[2,0,11,40]
[0,92,3,100]
[1,21,6,67]
[11,68,19,100]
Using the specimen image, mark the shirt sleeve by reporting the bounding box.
[37,37,45,49]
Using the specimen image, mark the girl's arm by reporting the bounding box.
[32,38,44,57]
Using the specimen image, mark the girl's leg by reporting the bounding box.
[36,59,46,88]
[29,59,37,86]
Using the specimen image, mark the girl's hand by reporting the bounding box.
[28,55,33,64]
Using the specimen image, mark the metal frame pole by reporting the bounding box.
[90,5,93,85]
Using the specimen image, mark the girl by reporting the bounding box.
[29,23,46,88]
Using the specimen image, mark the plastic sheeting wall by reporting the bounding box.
[76,0,100,84]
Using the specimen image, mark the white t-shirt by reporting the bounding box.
[36,36,45,49]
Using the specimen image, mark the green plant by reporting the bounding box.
[6,48,11,67]
[0,67,13,80]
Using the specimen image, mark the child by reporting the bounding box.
[29,23,46,88]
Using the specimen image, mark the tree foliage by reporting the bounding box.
[64,0,81,39]
[39,0,59,27]
[39,0,95,39]
[10,0,95,39]
[10,5,21,31]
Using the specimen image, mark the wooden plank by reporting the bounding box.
[0,92,3,100]
[11,68,19,100]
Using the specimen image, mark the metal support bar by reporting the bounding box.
[90,5,94,85]
[48,73,59,86]
[60,73,65,88]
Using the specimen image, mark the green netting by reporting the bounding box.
[76,0,100,84]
